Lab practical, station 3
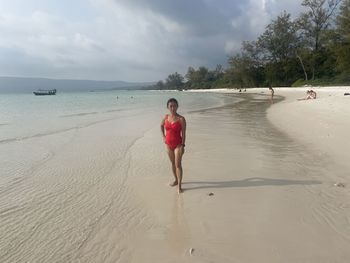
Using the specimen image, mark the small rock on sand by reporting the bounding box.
[334,183,346,188]
[208,192,214,196]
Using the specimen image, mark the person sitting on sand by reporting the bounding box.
[160,98,186,194]
[298,90,317,100]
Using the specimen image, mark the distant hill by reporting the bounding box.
[0,76,155,93]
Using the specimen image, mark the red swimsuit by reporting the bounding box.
[164,115,182,150]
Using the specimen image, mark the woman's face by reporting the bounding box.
[167,102,178,114]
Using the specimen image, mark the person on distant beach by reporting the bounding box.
[160,98,186,194]
[269,86,274,103]
[298,90,317,100]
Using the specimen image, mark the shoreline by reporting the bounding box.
[188,85,350,182]
[127,90,350,262]
[267,86,350,183]
[185,85,350,92]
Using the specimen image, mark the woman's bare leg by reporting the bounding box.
[174,146,184,193]
[167,147,178,186]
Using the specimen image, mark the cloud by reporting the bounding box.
[0,0,303,81]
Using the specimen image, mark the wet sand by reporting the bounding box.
[127,92,350,262]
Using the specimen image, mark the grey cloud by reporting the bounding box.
[114,0,243,37]
[0,45,158,81]
[0,0,304,82]
[0,47,70,78]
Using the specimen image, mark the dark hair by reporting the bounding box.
[167,98,178,107]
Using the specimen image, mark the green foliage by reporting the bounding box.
[184,65,225,89]
[297,0,343,79]
[292,75,350,86]
[334,0,350,73]
[154,80,165,90]
[257,12,299,62]
[335,70,350,83]
[299,0,342,51]
[150,0,349,90]
[292,79,309,87]
[165,72,184,90]
[291,78,336,87]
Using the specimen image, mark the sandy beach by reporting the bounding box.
[127,87,350,262]
[267,87,350,179]
[1,88,350,262]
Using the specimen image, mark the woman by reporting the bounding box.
[160,98,186,194]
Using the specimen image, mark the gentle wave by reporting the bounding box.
[104,109,124,113]
[0,116,120,144]
[60,112,99,118]
[59,109,124,118]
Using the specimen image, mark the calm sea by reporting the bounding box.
[0,90,225,143]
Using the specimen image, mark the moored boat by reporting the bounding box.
[33,89,57,95]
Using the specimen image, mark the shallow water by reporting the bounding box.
[0,90,224,143]
[0,90,228,262]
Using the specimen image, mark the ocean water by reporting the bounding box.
[0,89,229,262]
[0,90,224,143]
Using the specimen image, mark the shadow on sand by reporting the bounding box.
[183,177,321,191]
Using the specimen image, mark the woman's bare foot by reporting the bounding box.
[178,187,184,194]
[169,181,178,187]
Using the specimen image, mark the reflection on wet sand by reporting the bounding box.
[166,193,191,256]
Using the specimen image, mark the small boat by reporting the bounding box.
[33,89,57,96]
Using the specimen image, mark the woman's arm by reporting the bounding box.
[181,117,186,146]
[160,116,166,142]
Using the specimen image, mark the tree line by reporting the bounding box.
[149,0,350,90]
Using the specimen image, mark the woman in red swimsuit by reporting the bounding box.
[160,98,186,194]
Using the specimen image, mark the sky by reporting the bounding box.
[0,0,304,82]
